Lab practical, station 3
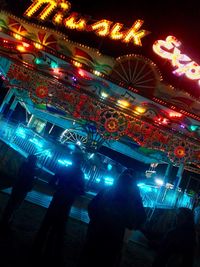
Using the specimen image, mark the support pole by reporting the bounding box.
[0,88,14,114]
[164,163,172,183]
[6,96,18,120]
[174,163,184,189]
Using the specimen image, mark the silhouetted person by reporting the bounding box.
[77,168,146,267]
[152,207,196,267]
[33,153,85,265]
[0,154,38,228]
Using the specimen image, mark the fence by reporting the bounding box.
[0,118,194,209]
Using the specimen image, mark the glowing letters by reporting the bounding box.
[24,0,149,46]
[153,36,200,86]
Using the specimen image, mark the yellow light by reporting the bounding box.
[63,13,86,30]
[169,112,182,118]
[91,20,112,36]
[101,92,108,98]
[123,20,148,46]
[135,106,146,114]
[34,42,43,49]
[93,70,101,76]
[22,42,30,48]
[24,0,71,21]
[117,100,130,107]
[73,61,82,68]
[13,33,22,40]
[53,1,71,24]
[16,45,26,52]
[53,13,63,24]
[110,23,124,40]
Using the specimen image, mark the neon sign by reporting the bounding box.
[153,36,200,86]
[24,0,149,46]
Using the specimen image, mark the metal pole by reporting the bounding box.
[176,163,184,189]
[164,163,172,183]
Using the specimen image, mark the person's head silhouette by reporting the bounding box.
[27,154,37,168]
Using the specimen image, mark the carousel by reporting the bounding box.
[0,0,200,210]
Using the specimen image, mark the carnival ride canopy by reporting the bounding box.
[0,2,200,175]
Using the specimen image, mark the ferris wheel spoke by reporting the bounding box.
[135,84,155,89]
[130,60,139,83]
[132,63,147,83]
[133,69,154,84]
[113,69,128,82]
[135,78,155,85]
[120,62,130,82]
[128,60,134,82]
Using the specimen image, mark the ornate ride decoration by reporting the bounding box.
[168,139,192,165]
[5,63,200,167]
[35,85,49,98]
[97,109,128,140]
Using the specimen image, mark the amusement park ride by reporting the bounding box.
[0,0,200,208]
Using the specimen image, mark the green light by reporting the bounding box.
[51,62,58,68]
[190,125,198,131]
[35,58,41,64]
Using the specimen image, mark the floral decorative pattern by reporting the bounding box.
[97,109,128,140]
[35,85,48,98]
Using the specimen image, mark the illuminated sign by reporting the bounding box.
[24,0,149,46]
[153,36,200,86]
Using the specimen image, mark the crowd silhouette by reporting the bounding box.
[0,154,38,230]
[0,153,200,267]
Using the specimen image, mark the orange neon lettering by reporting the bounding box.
[110,23,124,40]
[63,13,87,30]
[24,1,149,46]
[123,20,149,46]
[90,20,112,36]
[24,0,71,21]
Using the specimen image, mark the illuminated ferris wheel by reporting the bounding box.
[109,54,162,91]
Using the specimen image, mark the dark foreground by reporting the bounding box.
[0,189,200,267]
[0,191,156,267]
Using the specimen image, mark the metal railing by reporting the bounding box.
[0,118,194,209]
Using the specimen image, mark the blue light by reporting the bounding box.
[88,153,94,159]
[137,183,145,187]
[16,127,26,139]
[84,173,89,180]
[104,177,114,186]
[96,178,101,183]
[107,164,112,171]
[155,178,164,186]
[43,150,52,158]
[57,159,72,167]
[68,144,76,150]
[29,138,43,148]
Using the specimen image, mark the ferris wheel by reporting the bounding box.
[109,54,162,91]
